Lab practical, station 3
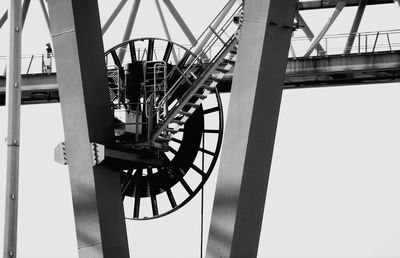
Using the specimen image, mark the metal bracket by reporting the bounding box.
[54,142,105,166]
[91,142,105,166]
[54,142,67,165]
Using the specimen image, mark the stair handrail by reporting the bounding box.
[144,2,243,109]
[153,3,243,115]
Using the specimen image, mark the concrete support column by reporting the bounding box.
[47,0,129,257]
[206,0,296,257]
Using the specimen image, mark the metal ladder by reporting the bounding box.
[150,2,243,142]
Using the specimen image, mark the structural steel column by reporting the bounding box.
[206,0,296,257]
[3,0,22,257]
[47,0,129,257]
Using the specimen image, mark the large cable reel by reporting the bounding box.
[104,38,224,220]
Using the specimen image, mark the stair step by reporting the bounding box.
[158,136,171,141]
[216,67,231,73]
[179,110,193,117]
[165,127,179,133]
[172,119,185,125]
[202,84,215,91]
[230,49,237,54]
[210,75,224,82]
[193,93,207,99]
[186,102,200,108]
[222,58,235,65]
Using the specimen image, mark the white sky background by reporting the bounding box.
[0,0,400,257]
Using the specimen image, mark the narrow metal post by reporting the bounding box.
[162,0,197,44]
[38,0,51,33]
[0,10,8,30]
[343,0,367,54]
[303,0,347,57]
[294,10,325,55]
[3,0,22,257]
[119,0,141,62]
[206,0,296,257]
[155,0,178,63]
[102,0,128,35]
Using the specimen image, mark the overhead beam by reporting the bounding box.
[155,0,178,63]
[47,0,129,257]
[206,0,297,257]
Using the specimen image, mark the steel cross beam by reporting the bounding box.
[206,0,296,257]
[47,0,129,257]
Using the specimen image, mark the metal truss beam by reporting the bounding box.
[3,0,22,257]
[344,0,368,54]
[298,0,393,10]
[119,0,141,62]
[206,0,297,257]
[0,10,8,30]
[102,0,128,35]
[162,0,197,45]
[38,0,51,33]
[2,50,400,104]
[294,11,325,55]
[47,0,129,257]
[21,0,31,29]
[303,0,347,57]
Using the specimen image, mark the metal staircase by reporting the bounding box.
[149,2,243,143]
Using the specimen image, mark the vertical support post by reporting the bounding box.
[206,0,296,257]
[38,0,51,33]
[3,0,22,257]
[162,0,197,45]
[119,0,141,62]
[102,0,128,35]
[343,0,367,54]
[47,0,130,257]
[303,0,347,57]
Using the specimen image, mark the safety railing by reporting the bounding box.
[0,54,56,76]
[290,29,400,57]
[150,2,242,122]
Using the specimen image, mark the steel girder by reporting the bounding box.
[47,0,129,257]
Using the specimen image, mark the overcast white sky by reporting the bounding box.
[1,1,400,257]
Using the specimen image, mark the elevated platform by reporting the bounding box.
[1,51,399,105]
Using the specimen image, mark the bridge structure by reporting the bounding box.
[1,0,400,257]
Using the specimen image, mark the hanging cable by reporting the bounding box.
[200,131,205,258]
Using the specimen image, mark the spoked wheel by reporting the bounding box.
[104,38,224,220]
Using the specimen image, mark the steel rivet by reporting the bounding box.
[15,26,19,32]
